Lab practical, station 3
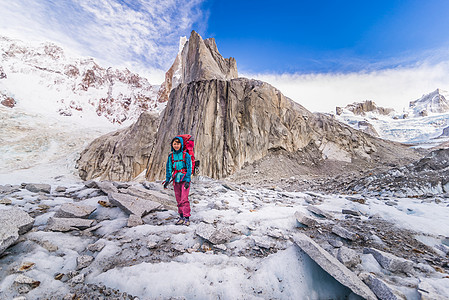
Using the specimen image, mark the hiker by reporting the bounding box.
[163,136,192,226]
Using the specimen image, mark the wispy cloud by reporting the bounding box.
[0,0,207,82]
[244,59,449,113]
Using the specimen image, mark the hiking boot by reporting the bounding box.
[175,217,185,225]
[184,218,190,226]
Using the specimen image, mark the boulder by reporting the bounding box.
[332,225,358,241]
[0,224,19,255]
[108,192,162,217]
[47,217,95,232]
[76,255,94,270]
[125,185,177,210]
[0,207,34,235]
[293,233,377,300]
[25,183,51,193]
[294,211,318,227]
[363,248,414,275]
[360,273,405,300]
[55,203,96,219]
[336,246,361,268]
[195,222,232,245]
[96,181,118,195]
[127,214,143,227]
[307,205,332,219]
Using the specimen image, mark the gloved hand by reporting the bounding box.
[163,181,169,189]
[184,182,190,189]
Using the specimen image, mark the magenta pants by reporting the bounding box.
[173,182,191,217]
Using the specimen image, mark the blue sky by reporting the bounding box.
[202,0,449,73]
[1,0,449,112]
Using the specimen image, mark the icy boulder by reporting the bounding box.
[0,207,34,254]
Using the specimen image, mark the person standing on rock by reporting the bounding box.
[163,136,192,226]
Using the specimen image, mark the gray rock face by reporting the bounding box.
[195,222,232,245]
[25,183,51,193]
[55,203,96,219]
[108,192,162,217]
[181,30,237,85]
[292,233,377,300]
[360,273,404,300]
[332,225,358,241]
[363,248,414,275]
[47,217,95,232]
[77,112,159,181]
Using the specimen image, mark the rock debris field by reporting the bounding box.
[1,177,449,299]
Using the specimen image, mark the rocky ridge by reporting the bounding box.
[409,89,449,117]
[345,148,449,197]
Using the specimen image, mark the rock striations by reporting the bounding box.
[78,30,419,182]
[77,112,159,181]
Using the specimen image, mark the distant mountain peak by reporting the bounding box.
[409,88,449,117]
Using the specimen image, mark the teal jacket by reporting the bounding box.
[165,136,192,183]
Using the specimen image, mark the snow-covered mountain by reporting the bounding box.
[335,96,449,149]
[0,36,163,125]
[409,88,449,117]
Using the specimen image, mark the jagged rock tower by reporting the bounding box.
[77,30,419,182]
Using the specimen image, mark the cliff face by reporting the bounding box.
[78,31,419,182]
[77,112,159,181]
[156,31,238,103]
[145,78,395,181]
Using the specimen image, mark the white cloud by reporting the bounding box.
[0,0,206,83]
[244,61,449,113]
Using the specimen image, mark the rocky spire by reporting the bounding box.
[157,31,238,102]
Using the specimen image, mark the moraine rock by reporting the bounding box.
[127,214,144,227]
[0,207,34,237]
[307,205,332,219]
[0,224,20,255]
[195,222,232,245]
[332,225,358,241]
[336,246,361,268]
[1,96,16,108]
[125,185,177,211]
[360,273,405,300]
[363,248,414,275]
[55,203,96,219]
[342,209,361,216]
[76,255,94,270]
[96,181,118,195]
[87,241,105,252]
[47,217,95,232]
[25,183,51,193]
[293,233,377,300]
[0,198,12,205]
[108,192,162,217]
[294,211,318,227]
